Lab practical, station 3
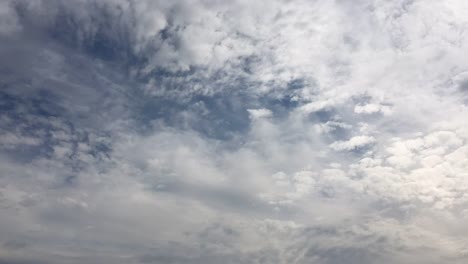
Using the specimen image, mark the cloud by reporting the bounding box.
[1,0,468,263]
[315,121,352,134]
[247,108,272,120]
[0,1,22,36]
[354,103,392,115]
[329,136,376,151]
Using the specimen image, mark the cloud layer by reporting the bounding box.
[1,0,468,263]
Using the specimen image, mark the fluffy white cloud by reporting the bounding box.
[330,136,376,151]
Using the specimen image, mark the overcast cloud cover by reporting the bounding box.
[1,0,468,263]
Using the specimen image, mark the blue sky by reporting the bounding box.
[1,0,468,263]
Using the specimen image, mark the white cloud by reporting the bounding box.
[330,135,376,151]
[315,121,352,134]
[0,132,42,148]
[247,108,273,120]
[299,100,336,114]
[354,103,392,115]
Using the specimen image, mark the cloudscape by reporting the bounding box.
[1,0,468,263]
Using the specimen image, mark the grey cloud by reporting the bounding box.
[2,241,28,251]
[0,258,43,264]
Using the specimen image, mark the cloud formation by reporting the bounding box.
[1,0,468,263]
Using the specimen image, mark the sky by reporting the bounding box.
[1,0,468,263]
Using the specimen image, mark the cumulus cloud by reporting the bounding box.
[1,0,468,263]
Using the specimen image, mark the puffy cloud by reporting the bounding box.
[342,130,468,210]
